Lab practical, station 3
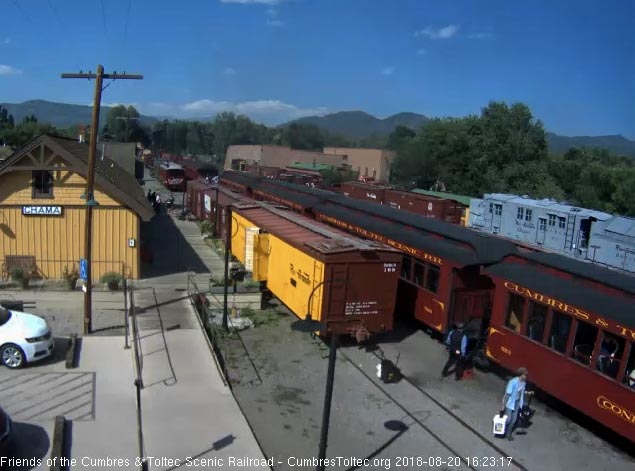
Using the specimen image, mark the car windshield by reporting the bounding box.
[0,308,11,326]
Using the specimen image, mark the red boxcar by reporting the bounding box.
[340,181,388,204]
[384,190,462,224]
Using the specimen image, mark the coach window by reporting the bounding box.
[525,301,547,342]
[401,256,412,281]
[596,331,625,379]
[548,214,557,227]
[624,343,635,391]
[425,263,440,293]
[558,217,566,229]
[505,293,526,334]
[494,204,502,216]
[549,310,572,354]
[413,261,425,287]
[538,218,547,232]
[571,321,598,366]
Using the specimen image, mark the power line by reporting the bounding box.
[46,0,62,26]
[123,0,132,45]
[100,0,107,35]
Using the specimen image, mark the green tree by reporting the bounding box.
[281,123,324,150]
[387,125,416,150]
[104,105,143,142]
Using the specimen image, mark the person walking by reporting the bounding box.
[441,322,468,380]
[501,367,531,440]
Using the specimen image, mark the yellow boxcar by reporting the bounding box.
[230,203,402,337]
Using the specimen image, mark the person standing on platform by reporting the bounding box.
[441,323,468,380]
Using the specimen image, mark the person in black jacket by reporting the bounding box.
[441,322,468,380]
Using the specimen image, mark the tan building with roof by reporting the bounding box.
[0,134,154,281]
[224,145,345,172]
[322,147,396,183]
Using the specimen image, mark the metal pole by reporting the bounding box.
[317,334,338,471]
[215,184,220,238]
[222,205,232,331]
[135,378,147,471]
[124,278,130,349]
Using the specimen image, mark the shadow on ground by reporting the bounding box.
[5,422,50,470]
[140,211,209,278]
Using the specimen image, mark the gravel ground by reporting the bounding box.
[217,299,635,471]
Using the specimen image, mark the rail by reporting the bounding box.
[187,271,229,387]
[128,284,148,471]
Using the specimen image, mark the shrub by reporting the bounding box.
[200,220,214,235]
[100,272,123,289]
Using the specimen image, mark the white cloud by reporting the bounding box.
[468,32,493,39]
[2,38,10,45]
[416,48,426,55]
[381,67,395,76]
[220,0,284,4]
[0,64,22,75]
[139,99,327,126]
[266,8,278,17]
[223,67,236,75]
[415,24,459,39]
[266,19,284,27]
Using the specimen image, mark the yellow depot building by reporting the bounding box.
[0,134,154,281]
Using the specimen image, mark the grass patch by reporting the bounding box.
[240,307,283,327]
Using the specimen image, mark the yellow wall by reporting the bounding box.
[0,169,120,206]
[252,233,269,282]
[265,234,325,321]
[0,169,140,280]
[229,212,254,266]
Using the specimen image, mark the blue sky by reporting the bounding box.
[1,0,634,138]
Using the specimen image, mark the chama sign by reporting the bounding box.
[22,206,63,216]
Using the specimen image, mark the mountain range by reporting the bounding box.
[0,100,158,128]
[2,100,634,157]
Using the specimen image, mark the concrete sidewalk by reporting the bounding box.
[131,211,268,470]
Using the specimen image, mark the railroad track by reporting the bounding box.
[339,347,529,471]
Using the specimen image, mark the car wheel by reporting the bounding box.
[1,344,25,369]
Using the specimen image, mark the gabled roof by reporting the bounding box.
[0,134,154,221]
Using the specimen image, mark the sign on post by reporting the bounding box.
[79,259,88,281]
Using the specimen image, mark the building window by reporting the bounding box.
[525,301,547,342]
[413,262,424,287]
[494,204,502,216]
[505,294,526,333]
[549,310,571,354]
[548,214,556,227]
[558,216,566,229]
[571,321,598,366]
[538,218,546,231]
[424,263,440,293]
[401,256,412,281]
[517,207,524,220]
[32,171,53,198]
[525,209,532,222]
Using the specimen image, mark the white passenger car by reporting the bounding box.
[0,307,54,368]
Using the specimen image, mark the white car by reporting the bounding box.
[0,307,54,368]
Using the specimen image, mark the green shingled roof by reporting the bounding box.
[412,188,472,206]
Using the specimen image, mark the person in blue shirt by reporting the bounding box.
[501,367,532,441]
[441,323,468,380]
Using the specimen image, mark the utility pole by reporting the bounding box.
[116,106,140,141]
[61,65,143,335]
